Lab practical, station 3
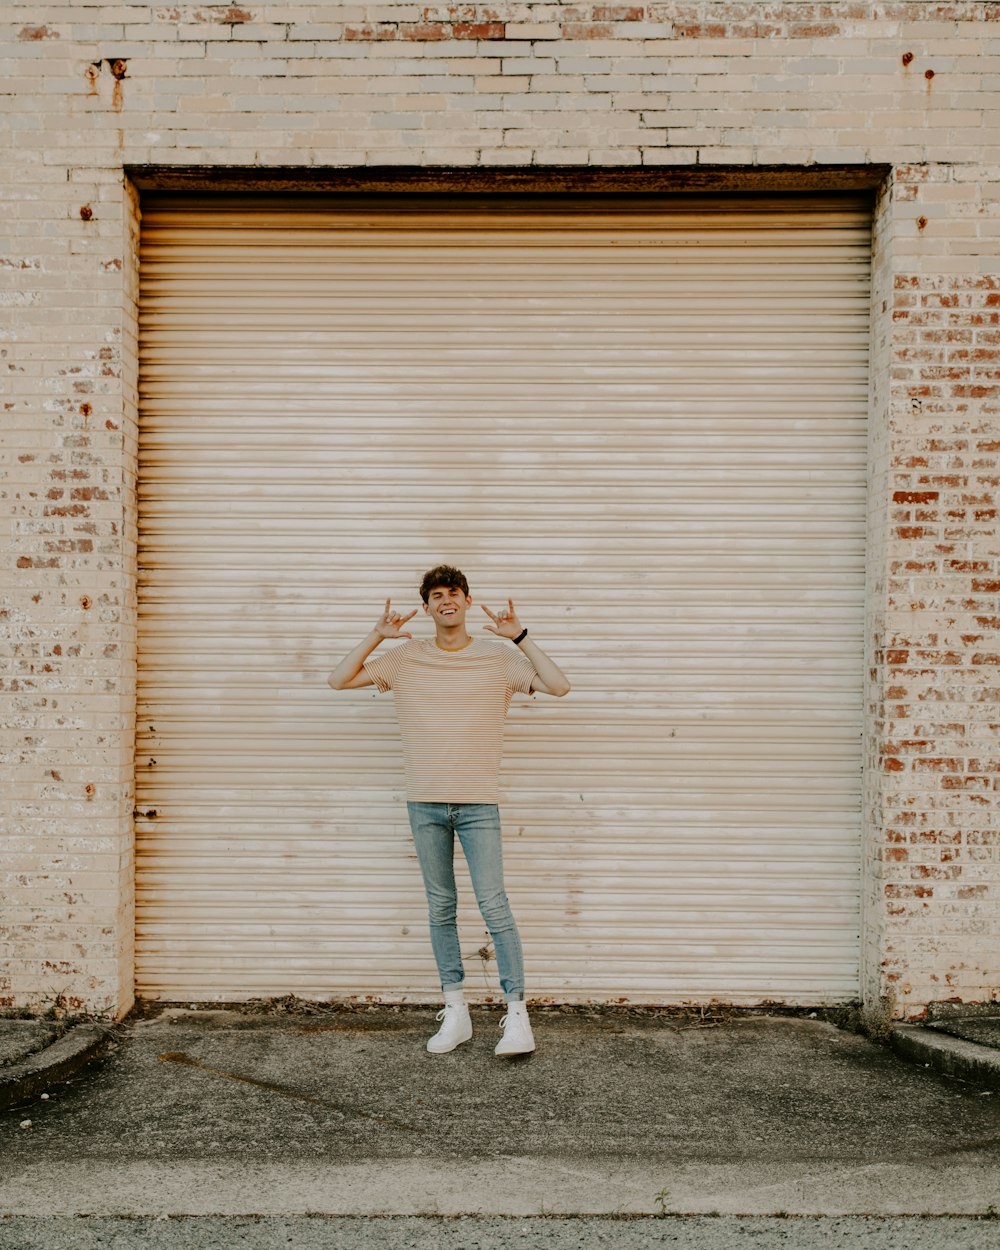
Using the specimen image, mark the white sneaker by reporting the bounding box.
[495,1003,535,1056]
[426,1003,473,1054]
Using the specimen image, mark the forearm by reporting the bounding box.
[327,630,382,689]
[518,635,571,697]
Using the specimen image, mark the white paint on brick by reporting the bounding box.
[2,0,998,1017]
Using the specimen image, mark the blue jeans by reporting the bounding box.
[406,802,525,1002]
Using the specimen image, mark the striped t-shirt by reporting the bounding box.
[364,638,536,803]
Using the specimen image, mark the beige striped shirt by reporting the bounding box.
[364,638,536,803]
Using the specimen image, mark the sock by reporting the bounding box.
[443,987,465,1007]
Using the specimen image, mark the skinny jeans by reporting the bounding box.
[405,801,525,1002]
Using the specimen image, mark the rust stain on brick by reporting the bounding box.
[902,51,914,66]
[18,25,59,39]
[79,205,93,221]
[101,57,128,111]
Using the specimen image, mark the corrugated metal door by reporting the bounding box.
[136,193,870,1004]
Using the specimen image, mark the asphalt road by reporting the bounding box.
[3,1005,1000,1229]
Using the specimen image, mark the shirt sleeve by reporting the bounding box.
[502,646,537,696]
[363,642,409,693]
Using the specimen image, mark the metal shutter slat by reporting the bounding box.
[136,193,870,1004]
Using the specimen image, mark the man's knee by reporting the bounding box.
[426,894,458,926]
[477,890,514,930]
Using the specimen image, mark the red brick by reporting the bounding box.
[400,23,450,39]
[893,490,939,504]
[790,23,839,37]
[562,21,615,37]
[344,23,398,40]
[452,21,505,38]
[593,5,644,18]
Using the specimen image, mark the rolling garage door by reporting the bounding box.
[136,192,870,1003]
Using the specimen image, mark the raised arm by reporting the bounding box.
[327,600,417,690]
[481,599,571,697]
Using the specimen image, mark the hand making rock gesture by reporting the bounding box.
[375,599,417,640]
[481,599,524,641]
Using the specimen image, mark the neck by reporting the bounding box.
[435,625,472,651]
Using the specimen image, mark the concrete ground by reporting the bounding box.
[927,1016,1000,1049]
[1,1214,999,1250]
[2,1004,1000,1225]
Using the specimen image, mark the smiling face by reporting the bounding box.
[423,583,472,629]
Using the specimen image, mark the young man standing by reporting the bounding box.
[328,565,570,1057]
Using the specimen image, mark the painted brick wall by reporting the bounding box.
[872,165,1000,1011]
[2,1,997,1017]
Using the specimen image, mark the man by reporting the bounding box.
[328,564,570,1057]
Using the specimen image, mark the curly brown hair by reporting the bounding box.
[419,564,470,604]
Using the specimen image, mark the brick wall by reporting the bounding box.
[872,166,1000,1011]
[2,1,997,1017]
